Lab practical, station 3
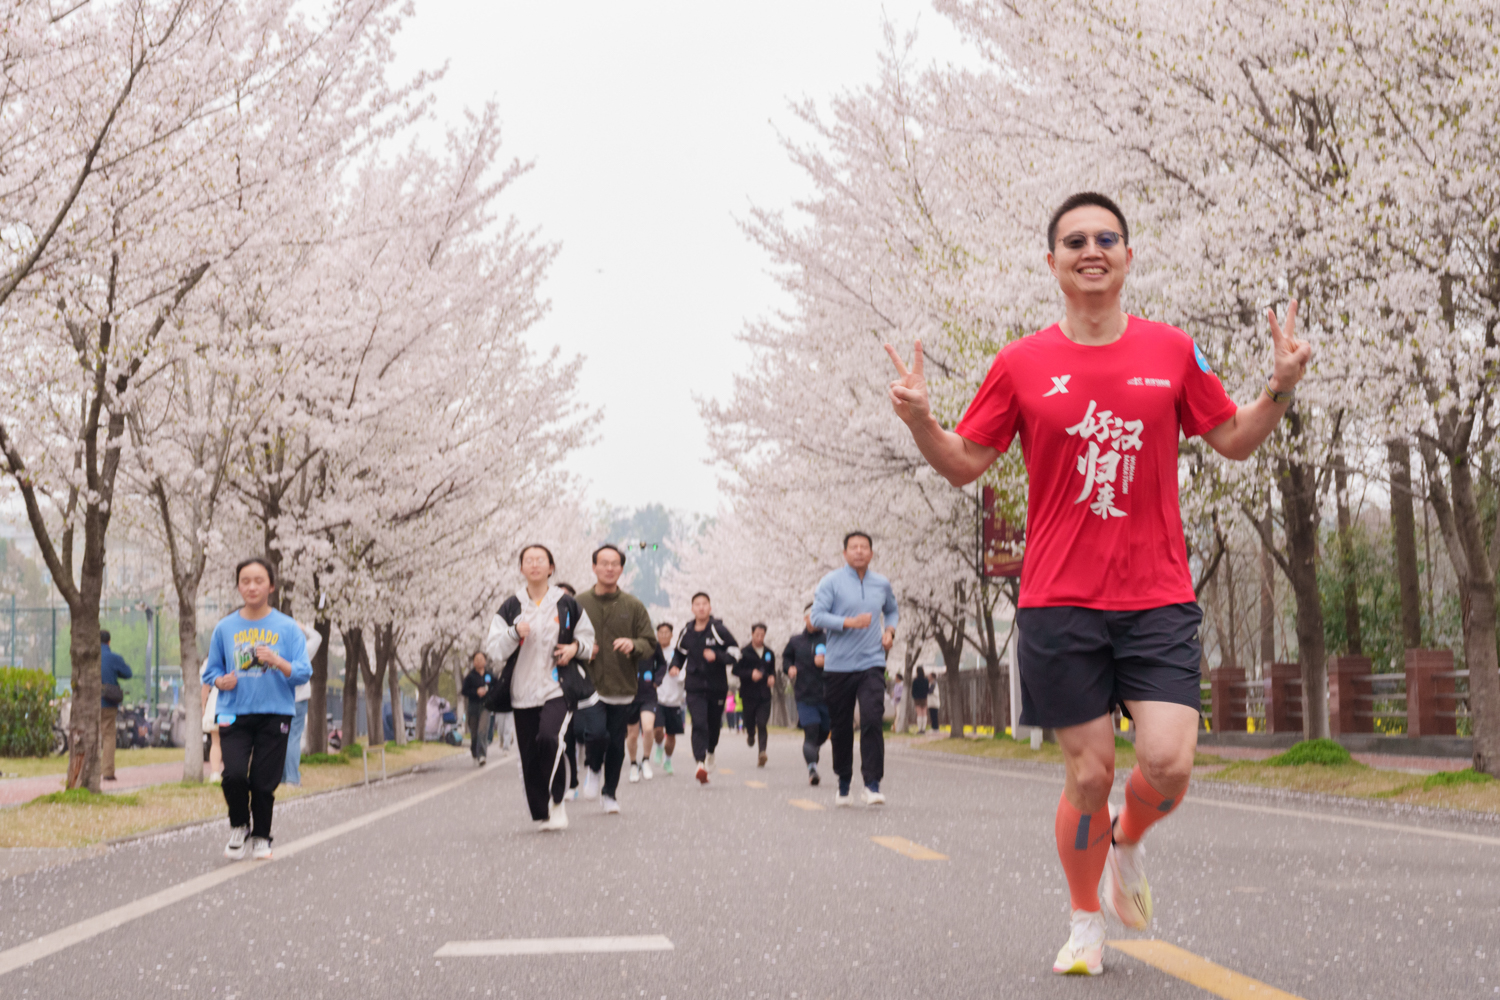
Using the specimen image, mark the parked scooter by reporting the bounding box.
[51,697,71,756]
[115,704,151,749]
[326,713,343,752]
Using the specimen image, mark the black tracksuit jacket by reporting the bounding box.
[782,629,828,705]
[732,644,777,707]
[672,618,740,696]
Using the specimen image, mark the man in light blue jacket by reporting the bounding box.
[810,531,898,806]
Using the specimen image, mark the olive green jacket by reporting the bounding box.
[576,587,655,700]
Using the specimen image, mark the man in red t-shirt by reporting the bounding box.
[885,192,1310,978]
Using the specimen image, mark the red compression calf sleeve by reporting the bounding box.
[1116,765,1184,844]
[1054,793,1111,912]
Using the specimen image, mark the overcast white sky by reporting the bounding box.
[392,3,975,516]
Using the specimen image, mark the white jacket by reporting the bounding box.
[484,584,596,710]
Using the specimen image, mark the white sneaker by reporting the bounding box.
[208,772,223,786]
[582,767,601,800]
[223,825,250,860]
[705,752,716,773]
[540,799,569,831]
[1052,909,1105,976]
[641,759,653,780]
[602,795,620,815]
[862,786,886,806]
[1104,807,1153,930]
[629,763,641,784]
[835,791,852,808]
[250,836,273,861]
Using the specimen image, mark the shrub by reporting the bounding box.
[0,668,57,757]
[1266,738,1353,767]
[300,753,346,766]
[32,788,140,806]
[1422,768,1496,792]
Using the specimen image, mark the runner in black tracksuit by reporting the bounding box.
[733,623,776,767]
[673,592,739,785]
[783,607,830,785]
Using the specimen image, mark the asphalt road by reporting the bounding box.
[0,732,1496,999]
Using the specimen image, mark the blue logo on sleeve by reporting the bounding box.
[1193,343,1212,373]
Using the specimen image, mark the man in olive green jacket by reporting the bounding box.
[575,544,657,811]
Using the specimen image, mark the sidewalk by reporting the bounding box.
[0,761,187,807]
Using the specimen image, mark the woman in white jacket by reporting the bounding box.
[485,545,595,831]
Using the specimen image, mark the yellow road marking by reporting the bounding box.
[1108,940,1307,1000]
[788,798,824,811]
[744,780,767,789]
[870,835,948,861]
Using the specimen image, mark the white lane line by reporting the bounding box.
[902,753,1500,848]
[436,935,674,957]
[0,755,506,978]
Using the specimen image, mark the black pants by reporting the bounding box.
[686,692,725,763]
[582,702,633,798]
[826,668,885,789]
[221,713,292,840]
[743,697,770,752]
[513,698,571,822]
[465,700,489,760]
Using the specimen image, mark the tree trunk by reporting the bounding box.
[1259,510,1276,669]
[382,624,406,746]
[1388,440,1424,649]
[65,604,104,792]
[341,626,361,748]
[933,615,966,739]
[307,618,331,754]
[1334,452,1363,656]
[178,596,204,782]
[1278,456,1330,739]
[353,626,386,748]
[1443,455,1500,775]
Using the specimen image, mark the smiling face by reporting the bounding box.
[1046,204,1132,302]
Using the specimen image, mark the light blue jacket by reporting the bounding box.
[201,609,312,719]
[810,565,899,673]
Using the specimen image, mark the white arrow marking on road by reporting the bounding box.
[436,936,674,957]
[0,756,506,979]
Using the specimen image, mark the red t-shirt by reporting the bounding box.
[955,317,1237,610]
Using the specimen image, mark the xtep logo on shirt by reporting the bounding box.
[1064,400,1144,520]
[1043,374,1071,397]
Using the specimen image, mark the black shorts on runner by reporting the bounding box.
[1016,602,1203,729]
[655,705,685,735]
[627,699,657,726]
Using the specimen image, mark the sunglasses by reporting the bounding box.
[1058,230,1124,252]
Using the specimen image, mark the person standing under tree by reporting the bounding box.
[734,623,776,767]
[98,631,133,782]
[575,544,656,814]
[201,558,312,861]
[811,533,898,808]
[885,191,1310,977]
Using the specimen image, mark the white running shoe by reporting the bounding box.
[1052,909,1106,976]
[834,791,852,807]
[223,825,250,860]
[629,763,641,784]
[208,771,223,786]
[641,759,653,780]
[705,752,716,773]
[250,836,273,861]
[582,767,602,800]
[602,795,620,815]
[1104,806,1153,930]
[862,787,886,806]
[541,799,569,831]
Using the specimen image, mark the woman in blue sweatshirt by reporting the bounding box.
[201,557,313,861]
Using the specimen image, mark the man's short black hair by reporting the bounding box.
[750,622,767,633]
[657,621,674,633]
[1047,192,1130,252]
[691,591,711,604]
[472,651,487,665]
[843,531,873,550]
[592,543,626,567]
[100,630,112,645]
[235,555,276,587]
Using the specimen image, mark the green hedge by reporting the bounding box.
[0,667,58,757]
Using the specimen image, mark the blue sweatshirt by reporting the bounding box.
[200,609,312,719]
[100,645,134,708]
[810,565,899,673]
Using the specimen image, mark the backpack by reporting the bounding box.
[482,593,596,712]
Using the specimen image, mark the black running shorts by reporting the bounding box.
[627,699,657,726]
[1016,603,1203,729]
[655,705,685,735]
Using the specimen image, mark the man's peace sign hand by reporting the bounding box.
[884,341,930,426]
[1267,300,1312,393]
